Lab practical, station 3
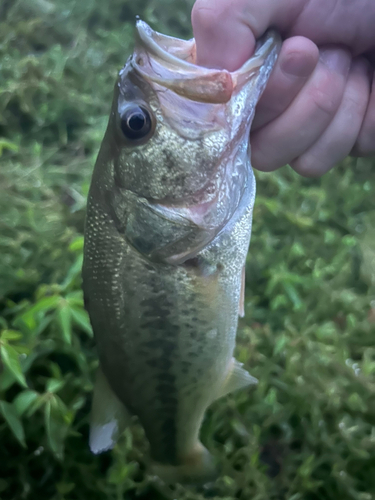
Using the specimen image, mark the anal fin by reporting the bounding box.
[89,367,131,454]
[218,358,258,399]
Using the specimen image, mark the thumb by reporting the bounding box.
[192,0,303,71]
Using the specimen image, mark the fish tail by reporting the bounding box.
[151,442,217,485]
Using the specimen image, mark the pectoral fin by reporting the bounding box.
[89,367,131,454]
[218,359,258,399]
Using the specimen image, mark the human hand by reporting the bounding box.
[192,0,375,176]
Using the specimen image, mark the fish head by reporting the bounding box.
[94,21,281,263]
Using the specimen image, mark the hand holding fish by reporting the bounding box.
[192,0,375,176]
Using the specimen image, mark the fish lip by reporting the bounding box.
[232,29,281,85]
[135,19,197,71]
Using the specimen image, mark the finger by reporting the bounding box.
[192,0,375,71]
[353,67,375,156]
[250,47,351,172]
[291,57,371,176]
[192,0,257,70]
[252,36,319,131]
[191,0,304,70]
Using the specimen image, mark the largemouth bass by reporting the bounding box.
[83,20,280,484]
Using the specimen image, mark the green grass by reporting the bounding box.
[0,1,374,499]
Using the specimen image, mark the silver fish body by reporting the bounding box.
[83,21,280,484]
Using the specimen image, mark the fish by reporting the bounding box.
[82,20,280,484]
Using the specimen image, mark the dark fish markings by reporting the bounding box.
[140,285,179,463]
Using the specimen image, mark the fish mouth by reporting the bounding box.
[133,20,280,104]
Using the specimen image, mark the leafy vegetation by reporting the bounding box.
[0,1,374,499]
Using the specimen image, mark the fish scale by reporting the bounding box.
[83,20,280,484]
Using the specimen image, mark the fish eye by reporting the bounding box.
[120,105,153,140]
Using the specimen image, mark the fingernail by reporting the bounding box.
[281,52,316,78]
[319,47,351,76]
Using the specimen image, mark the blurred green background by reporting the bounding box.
[0,1,374,499]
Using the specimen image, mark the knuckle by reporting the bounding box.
[191,0,222,28]
[309,85,340,118]
[343,92,365,111]
[192,0,243,28]
[343,80,370,115]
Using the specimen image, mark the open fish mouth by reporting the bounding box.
[133,20,280,103]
